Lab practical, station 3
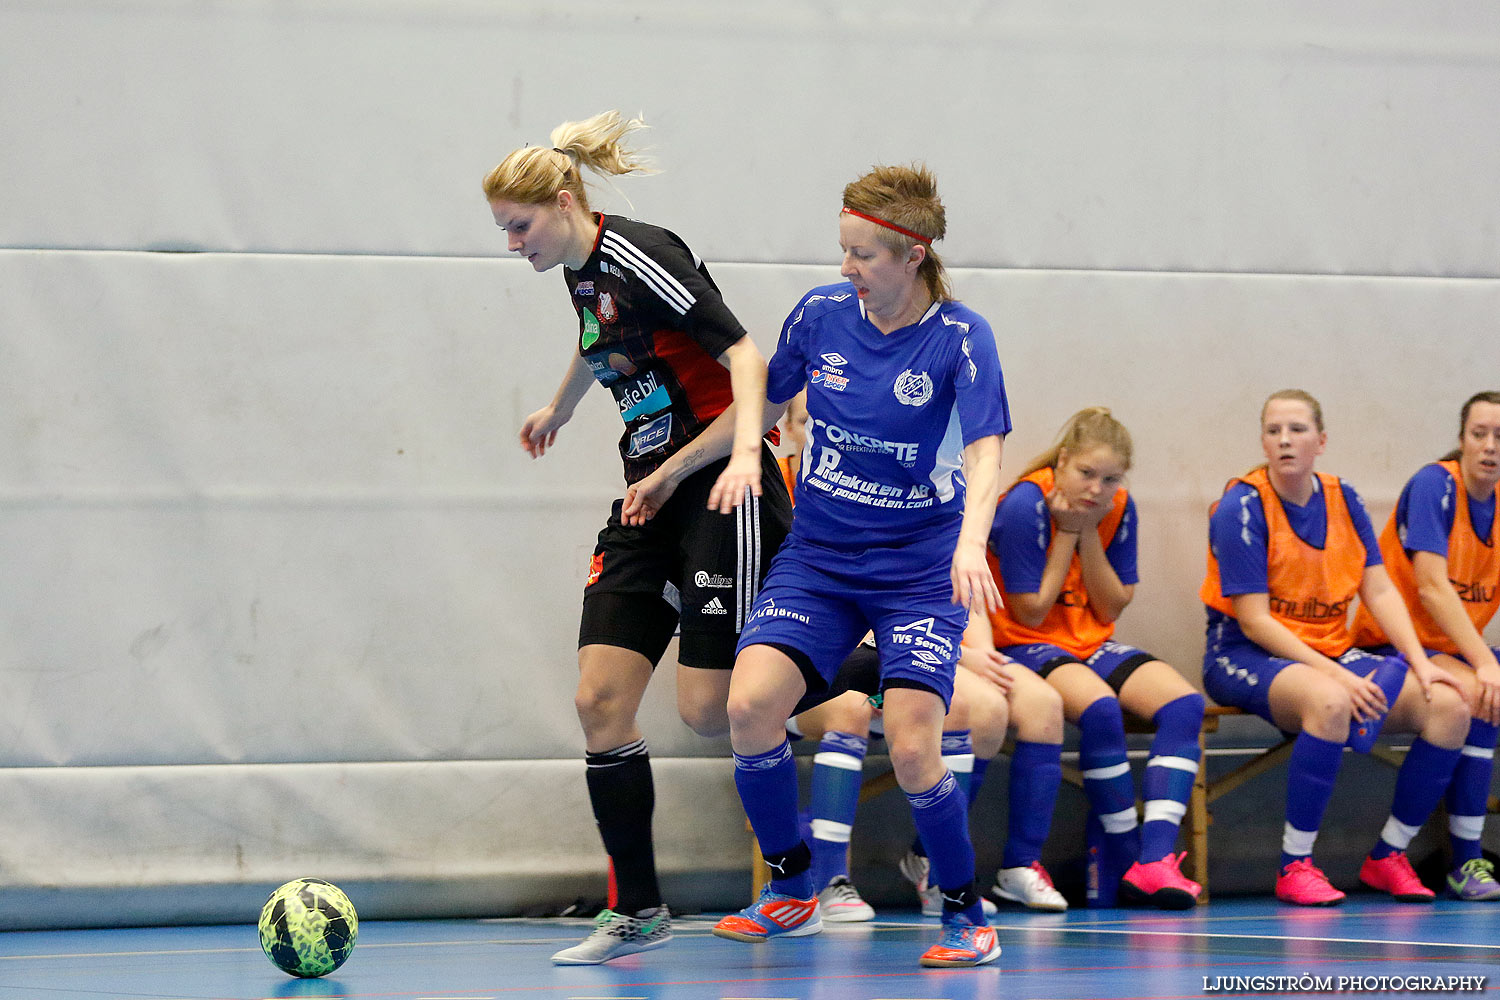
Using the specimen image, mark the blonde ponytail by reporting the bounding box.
[482,110,655,211]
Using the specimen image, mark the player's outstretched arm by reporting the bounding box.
[518,353,594,459]
[621,390,787,525]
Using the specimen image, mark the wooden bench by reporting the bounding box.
[1058,704,1275,901]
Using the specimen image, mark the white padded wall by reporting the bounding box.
[1,1,1497,925]
[2,2,1497,274]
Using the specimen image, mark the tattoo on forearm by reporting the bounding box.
[680,446,706,478]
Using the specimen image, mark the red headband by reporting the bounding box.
[840,206,933,245]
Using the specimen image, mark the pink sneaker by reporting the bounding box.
[1359,852,1435,902]
[1120,852,1202,910]
[1275,858,1346,906]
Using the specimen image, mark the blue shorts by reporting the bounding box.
[1362,643,1500,666]
[736,532,965,708]
[1203,635,1400,726]
[1002,639,1156,694]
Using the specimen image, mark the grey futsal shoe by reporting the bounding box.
[550,906,672,965]
[817,875,876,922]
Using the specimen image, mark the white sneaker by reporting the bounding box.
[550,906,672,965]
[993,862,1068,912]
[817,876,875,922]
[899,849,997,918]
[899,849,940,915]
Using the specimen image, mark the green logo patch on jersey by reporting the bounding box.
[581,308,601,349]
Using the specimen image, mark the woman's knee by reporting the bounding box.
[1010,680,1063,743]
[575,676,622,722]
[678,688,729,737]
[1298,685,1353,739]
[886,733,941,787]
[1420,682,1470,747]
[955,682,1008,753]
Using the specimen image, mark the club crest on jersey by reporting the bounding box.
[598,291,618,323]
[893,369,933,407]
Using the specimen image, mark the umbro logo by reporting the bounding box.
[703,597,729,615]
[820,352,848,367]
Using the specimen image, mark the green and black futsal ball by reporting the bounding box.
[258,877,358,978]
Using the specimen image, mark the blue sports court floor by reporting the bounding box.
[2,898,1496,1000]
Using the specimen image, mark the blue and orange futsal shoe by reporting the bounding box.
[711,886,822,942]
[919,912,1002,968]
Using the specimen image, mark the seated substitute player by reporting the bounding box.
[1202,389,1468,906]
[484,110,791,965]
[980,407,1205,909]
[1352,390,1500,900]
[713,164,1009,968]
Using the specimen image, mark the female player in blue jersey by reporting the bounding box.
[484,111,792,965]
[710,164,1010,969]
[978,407,1205,909]
[1202,389,1469,906]
[1352,390,1500,899]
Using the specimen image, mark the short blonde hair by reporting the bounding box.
[842,164,952,302]
[482,110,654,211]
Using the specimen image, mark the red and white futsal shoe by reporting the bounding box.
[1275,857,1346,906]
[712,886,822,942]
[1359,851,1435,902]
[919,912,1002,968]
[993,861,1068,911]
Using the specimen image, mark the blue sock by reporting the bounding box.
[1001,739,1062,868]
[910,730,975,857]
[1280,732,1344,870]
[942,729,975,798]
[1371,737,1462,859]
[808,731,867,890]
[1447,719,1498,865]
[734,740,812,898]
[908,771,983,924]
[970,755,992,808]
[1078,698,1139,868]
[1140,693,1204,863]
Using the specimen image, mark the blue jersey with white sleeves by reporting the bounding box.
[767,282,1011,549]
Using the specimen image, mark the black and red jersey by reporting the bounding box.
[563,214,749,484]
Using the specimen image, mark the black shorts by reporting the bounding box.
[578,443,792,670]
[787,638,942,717]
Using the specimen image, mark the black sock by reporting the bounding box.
[941,881,980,914]
[585,739,661,913]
